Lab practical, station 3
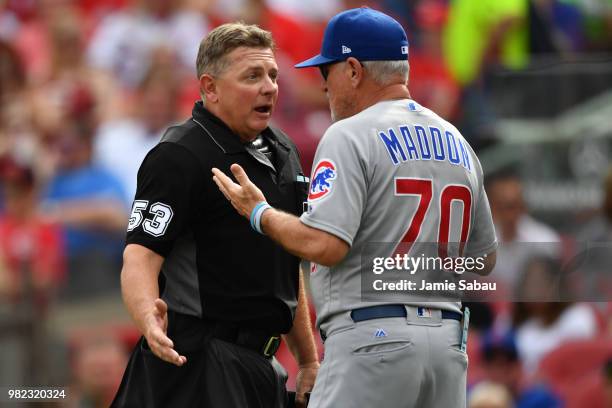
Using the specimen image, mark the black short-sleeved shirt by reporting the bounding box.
[126,101,308,334]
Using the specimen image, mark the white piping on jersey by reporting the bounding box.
[192,118,226,153]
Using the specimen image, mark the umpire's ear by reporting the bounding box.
[200,74,218,103]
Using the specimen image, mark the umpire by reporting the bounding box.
[111,23,318,408]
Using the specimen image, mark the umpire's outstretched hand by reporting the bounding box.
[144,298,187,366]
[212,164,266,218]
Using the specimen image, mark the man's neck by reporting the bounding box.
[355,83,411,114]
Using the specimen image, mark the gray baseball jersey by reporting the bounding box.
[300,99,497,334]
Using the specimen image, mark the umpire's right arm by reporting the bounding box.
[121,243,186,366]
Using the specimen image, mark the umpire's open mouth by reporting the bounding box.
[254,104,273,114]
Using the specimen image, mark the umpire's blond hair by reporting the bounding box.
[196,23,275,79]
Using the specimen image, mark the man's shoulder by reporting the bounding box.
[140,129,204,175]
[159,118,200,145]
[155,117,223,160]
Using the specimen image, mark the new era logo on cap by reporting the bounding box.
[342,45,352,54]
[401,45,408,55]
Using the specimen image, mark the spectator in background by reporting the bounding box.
[577,167,612,308]
[0,155,65,307]
[26,6,120,132]
[486,171,560,288]
[478,329,561,408]
[94,64,180,204]
[376,0,417,32]
[605,359,612,406]
[86,0,210,89]
[443,0,529,147]
[0,0,51,82]
[263,0,341,22]
[513,256,597,377]
[443,0,529,87]
[0,154,65,390]
[528,0,585,55]
[579,165,612,243]
[69,333,129,408]
[39,86,127,301]
[0,40,26,103]
[409,0,460,121]
[468,382,514,408]
[565,358,612,408]
[0,40,34,177]
[0,39,38,222]
[579,0,612,51]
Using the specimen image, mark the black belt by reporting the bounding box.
[169,312,281,358]
[351,304,463,323]
[211,325,281,358]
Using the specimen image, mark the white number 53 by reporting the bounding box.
[127,200,174,237]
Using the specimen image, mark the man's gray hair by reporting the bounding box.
[196,22,275,78]
[362,60,409,85]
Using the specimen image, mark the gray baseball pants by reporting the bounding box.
[309,311,467,408]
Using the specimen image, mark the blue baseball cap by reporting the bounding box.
[295,7,409,68]
[481,330,518,361]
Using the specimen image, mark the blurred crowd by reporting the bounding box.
[0,0,611,407]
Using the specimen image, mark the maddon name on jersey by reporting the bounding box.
[378,124,471,170]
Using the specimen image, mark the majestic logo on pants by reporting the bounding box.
[374,328,388,338]
[309,160,337,201]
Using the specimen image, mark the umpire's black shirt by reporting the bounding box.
[126,101,308,334]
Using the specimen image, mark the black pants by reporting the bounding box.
[111,316,288,407]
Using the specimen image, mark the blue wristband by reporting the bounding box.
[250,201,268,230]
[253,203,272,234]
[249,201,272,234]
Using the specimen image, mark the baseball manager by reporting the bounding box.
[214,7,498,408]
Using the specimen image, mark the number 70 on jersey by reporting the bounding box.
[394,178,472,258]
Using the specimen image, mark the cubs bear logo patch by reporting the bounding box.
[308,159,337,201]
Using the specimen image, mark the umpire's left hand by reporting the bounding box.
[212,164,267,218]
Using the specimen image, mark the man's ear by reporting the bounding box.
[200,74,218,103]
[346,57,364,88]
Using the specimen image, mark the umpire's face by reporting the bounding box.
[205,46,279,142]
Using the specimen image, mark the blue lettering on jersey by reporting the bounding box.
[415,125,431,160]
[430,127,445,161]
[399,125,419,160]
[376,125,471,171]
[378,128,407,166]
[458,139,471,170]
[446,131,460,165]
